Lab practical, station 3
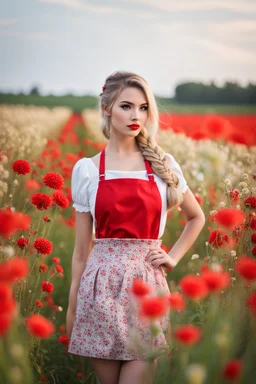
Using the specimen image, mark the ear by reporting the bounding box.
[102,105,111,117]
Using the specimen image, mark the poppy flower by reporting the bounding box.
[43,172,64,190]
[208,229,230,248]
[26,178,41,191]
[214,208,245,230]
[12,159,31,175]
[174,325,201,345]
[179,275,208,301]
[235,256,256,281]
[246,291,256,316]
[168,292,186,312]
[130,279,152,297]
[251,233,256,244]
[16,237,29,249]
[222,359,243,380]
[252,245,256,256]
[56,265,64,273]
[26,314,55,338]
[139,295,169,319]
[52,257,60,264]
[0,209,31,238]
[35,299,43,308]
[0,257,29,283]
[41,281,54,294]
[52,190,69,208]
[0,314,13,336]
[229,188,240,203]
[58,334,69,346]
[31,193,52,210]
[201,270,230,293]
[34,238,53,255]
[244,197,256,210]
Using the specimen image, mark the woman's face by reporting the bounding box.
[105,86,148,137]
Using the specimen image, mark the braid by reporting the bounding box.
[136,127,184,209]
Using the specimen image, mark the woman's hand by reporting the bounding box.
[145,247,178,269]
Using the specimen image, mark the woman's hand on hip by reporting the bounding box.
[145,247,177,269]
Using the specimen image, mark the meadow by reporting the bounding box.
[1,105,256,384]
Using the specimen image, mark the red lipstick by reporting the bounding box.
[127,124,140,130]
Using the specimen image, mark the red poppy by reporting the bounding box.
[0,257,29,283]
[34,238,53,255]
[12,159,31,175]
[52,190,69,208]
[251,233,256,244]
[246,291,256,316]
[201,270,230,293]
[26,178,41,191]
[222,359,243,380]
[38,263,48,273]
[208,229,230,248]
[0,208,31,238]
[235,256,256,281]
[43,172,64,190]
[244,197,256,210]
[43,216,51,223]
[0,283,13,310]
[16,237,29,249]
[58,334,69,346]
[168,292,186,312]
[31,193,52,210]
[174,324,201,345]
[0,314,13,336]
[130,279,152,297]
[214,208,245,230]
[35,299,43,308]
[229,188,240,203]
[179,275,208,300]
[252,245,256,256]
[26,314,55,338]
[41,281,54,294]
[139,295,169,319]
[59,325,66,333]
[52,257,60,264]
[76,373,83,378]
[56,265,64,273]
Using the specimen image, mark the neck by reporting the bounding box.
[106,137,141,155]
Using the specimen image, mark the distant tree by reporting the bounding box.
[29,86,41,96]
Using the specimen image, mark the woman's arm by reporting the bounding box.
[168,188,206,265]
[66,211,93,339]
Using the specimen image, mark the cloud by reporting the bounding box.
[194,37,256,62]
[38,0,123,14]
[121,0,256,14]
[0,18,20,26]
[0,31,53,40]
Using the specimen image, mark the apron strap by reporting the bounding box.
[99,148,154,182]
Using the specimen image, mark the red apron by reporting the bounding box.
[94,148,162,239]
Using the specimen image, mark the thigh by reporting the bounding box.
[118,360,154,384]
[90,357,122,384]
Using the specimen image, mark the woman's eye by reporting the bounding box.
[121,105,148,111]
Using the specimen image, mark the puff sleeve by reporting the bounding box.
[71,158,90,212]
[165,153,188,194]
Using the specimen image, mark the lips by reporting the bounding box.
[128,124,140,130]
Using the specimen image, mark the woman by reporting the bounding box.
[66,71,205,384]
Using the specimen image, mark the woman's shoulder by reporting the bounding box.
[72,156,99,177]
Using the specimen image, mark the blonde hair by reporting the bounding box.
[98,71,184,210]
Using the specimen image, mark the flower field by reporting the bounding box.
[1,106,256,384]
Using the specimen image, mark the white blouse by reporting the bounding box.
[71,154,188,238]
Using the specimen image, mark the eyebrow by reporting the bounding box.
[119,101,148,105]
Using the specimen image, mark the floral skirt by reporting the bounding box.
[68,238,171,360]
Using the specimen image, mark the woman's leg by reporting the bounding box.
[90,357,122,384]
[118,360,155,384]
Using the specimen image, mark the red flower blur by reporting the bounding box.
[214,208,245,230]
[168,292,186,312]
[208,229,230,248]
[56,265,64,273]
[251,233,256,244]
[31,193,52,210]
[34,238,53,255]
[235,256,256,281]
[43,172,64,190]
[0,257,29,283]
[252,245,256,256]
[41,281,54,294]
[26,314,55,338]
[52,190,69,208]
[229,188,240,203]
[222,359,243,381]
[244,196,256,210]
[16,237,29,249]
[52,257,60,264]
[246,291,256,316]
[12,159,31,175]
[179,275,208,300]
[26,178,41,191]
[201,270,230,293]
[58,334,69,346]
[38,263,48,273]
[0,208,31,238]
[35,299,43,308]
[131,279,152,297]
[174,324,201,345]
[139,295,169,319]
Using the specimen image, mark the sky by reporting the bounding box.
[1,0,256,97]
